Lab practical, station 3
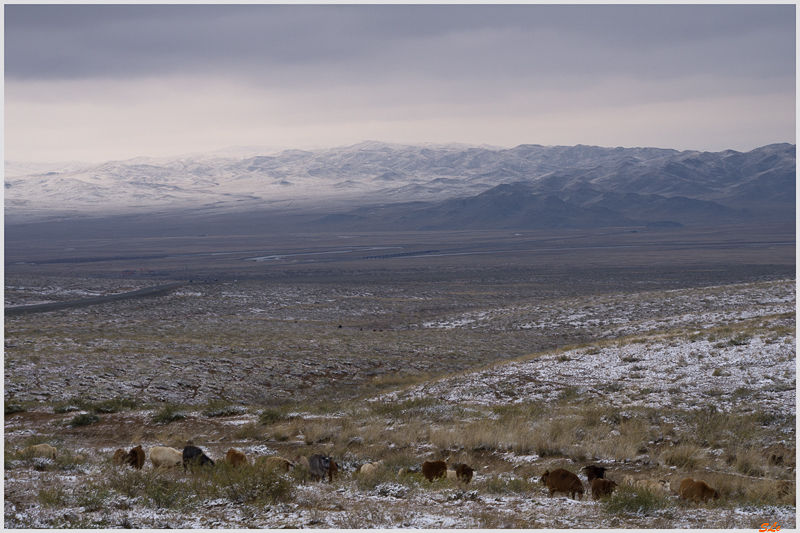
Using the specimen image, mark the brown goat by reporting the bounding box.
[422,460,448,482]
[679,478,720,502]
[591,478,618,500]
[540,468,584,500]
[225,448,248,467]
[126,445,146,470]
[112,448,128,465]
[454,463,475,484]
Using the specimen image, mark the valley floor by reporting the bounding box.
[4,275,796,528]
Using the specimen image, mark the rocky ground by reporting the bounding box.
[4,275,796,528]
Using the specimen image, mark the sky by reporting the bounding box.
[4,4,797,163]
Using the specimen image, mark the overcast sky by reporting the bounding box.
[5,4,796,163]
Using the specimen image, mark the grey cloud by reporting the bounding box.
[5,4,794,86]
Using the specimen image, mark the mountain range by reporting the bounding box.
[4,141,795,233]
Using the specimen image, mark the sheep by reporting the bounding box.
[24,443,57,460]
[358,460,383,475]
[150,446,183,469]
[258,456,294,471]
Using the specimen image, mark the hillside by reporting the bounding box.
[5,142,794,232]
[4,274,796,528]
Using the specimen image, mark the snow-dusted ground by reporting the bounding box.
[379,329,795,416]
[4,278,795,528]
[4,466,796,529]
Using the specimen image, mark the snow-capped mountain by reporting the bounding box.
[4,141,795,229]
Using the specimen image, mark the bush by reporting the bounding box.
[234,423,264,440]
[91,397,138,413]
[4,402,26,415]
[481,474,536,495]
[70,413,100,427]
[38,484,68,507]
[54,404,83,414]
[151,404,187,424]
[202,400,248,418]
[660,443,705,469]
[144,474,196,510]
[259,408,286,425]
[603,485,674,515]
[76,486,112,512]
[202,461,295,505]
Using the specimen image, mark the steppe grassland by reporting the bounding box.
[4,275,796,528]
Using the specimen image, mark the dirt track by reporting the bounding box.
[4,282,192,316]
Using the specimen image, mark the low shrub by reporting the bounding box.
[91,397,138,413]
[660,443,705,469]
[234,423,264,440]
[54,404,83,414]
[143,472,197,510]
[38,483,68,507]
[259,408,286,425]
[151,404,187,424]
[4,401,26,415]
[603,485,675,515]
[201,461,295,505]
[481,474,536,495]
[75,485,113,512]
[70,413,100,427]
[202,400,248,418]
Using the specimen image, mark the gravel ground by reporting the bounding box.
[4,276,795,528]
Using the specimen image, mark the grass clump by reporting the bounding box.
[185,461,295,505]
[54,404,83,414]
[202,400,248,418]
[37,483,68,507]
[480,474,536,495]
[143,472,197,510]
[234,423,265,440]
[151,404,187,424]
[259,408,286,425]
[4,401,27,415]
[70,413,100,427]
[603,485,675,515]
[660,443,705,469]
[90,397,138,413]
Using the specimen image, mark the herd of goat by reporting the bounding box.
[23,442,726,503]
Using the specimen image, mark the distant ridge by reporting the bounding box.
[5,142,794,232]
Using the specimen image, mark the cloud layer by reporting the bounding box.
[5,5,795,162]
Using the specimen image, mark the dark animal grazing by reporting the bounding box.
[422,460,448,482]
[581,465,607,482]
[591,478,618,500]
[308,453,334,482]
[679,478,720,502]
[183,445,215,469]
[454,463,475,484]
[540,468,584,500]
[126,445,146,470]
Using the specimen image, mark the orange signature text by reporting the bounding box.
[759,523,780,532]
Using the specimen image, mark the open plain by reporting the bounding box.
[4,223,796,528]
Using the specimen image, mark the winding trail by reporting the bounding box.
[4,282,194,316]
